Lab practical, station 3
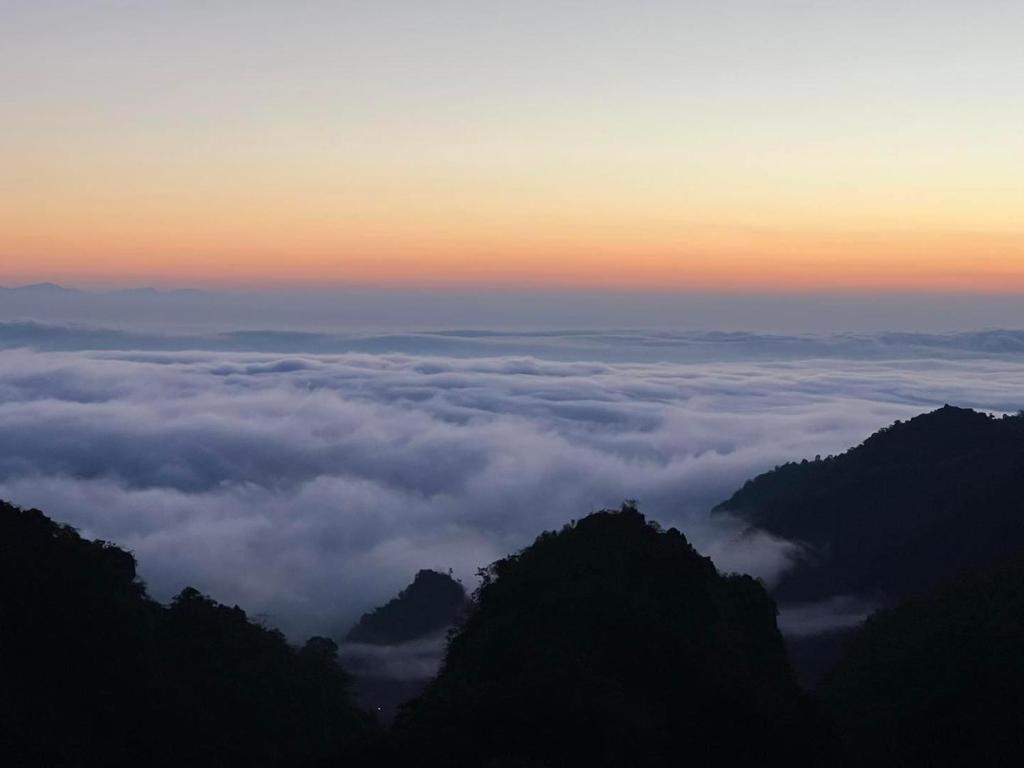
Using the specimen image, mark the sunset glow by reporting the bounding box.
[3,1,1022,292]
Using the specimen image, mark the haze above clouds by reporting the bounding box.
[4,283,1024,333]
[2,320,1022,638]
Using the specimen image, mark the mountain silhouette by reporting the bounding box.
[824,553,1024,766]
[714,405,1024,604]
[394,504,835,766]
[346,569,469,645]
[0,281,81,294]
[0,501,374,767]
[342,570,469,722]
[12,415,1024,768]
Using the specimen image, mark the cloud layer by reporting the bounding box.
[1,333,1022,639]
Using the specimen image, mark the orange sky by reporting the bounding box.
[2,2,1023,293]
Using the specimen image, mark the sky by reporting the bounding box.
[3,0,1023,292]
[3,1,1023,668]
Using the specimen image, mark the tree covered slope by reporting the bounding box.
[714,406,1024,602]
[0,501,374,767]
[395,505,835,766]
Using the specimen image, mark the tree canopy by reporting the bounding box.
[0,501,374,767]
[346,569,468,645]
[824,555,1024,766]
[394,504,835,766]
[714,406,1024,602]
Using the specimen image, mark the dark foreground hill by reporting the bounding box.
[2,500,833,766]
[824,554,1024,767]
[16,476,1024,766]
[394,505,836,766]
[0,501,375,767]
[714,406,1024,603]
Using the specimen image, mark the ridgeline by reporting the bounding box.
[4,406,1024,766]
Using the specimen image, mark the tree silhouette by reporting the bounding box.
[824,555,1024,766]
[0,501,375,767]
[394,504,836,766]
[715,406,1024,604]
[346,569,469,645]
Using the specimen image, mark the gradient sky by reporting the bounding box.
[2,1,1023,291]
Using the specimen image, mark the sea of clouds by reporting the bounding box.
[1,324,1023,640]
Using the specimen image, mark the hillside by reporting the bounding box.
[714,406,1024,602]
[0,501,374,767]
[824,554,1024,766]
[346,569,468,645]
[342,569,469,721]
[15,468,1024,765]
[395,504,835,766]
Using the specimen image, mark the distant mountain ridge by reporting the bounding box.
[346,569,468,645]
[0,282,204,296]
[341,570,469,722]
[715,405,1024,603]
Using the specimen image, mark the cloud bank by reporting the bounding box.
[1,328,1022,639]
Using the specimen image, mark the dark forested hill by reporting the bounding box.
[0,501,374,767]
[394,504,835,766]
[346,569,468,645]
[18,453,1024,767]
[342,569,469,722]
[714,406,1024,603]
[824,554,1024,767]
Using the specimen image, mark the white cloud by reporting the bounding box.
[0,339,1021,639]
[777,595,879,637]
